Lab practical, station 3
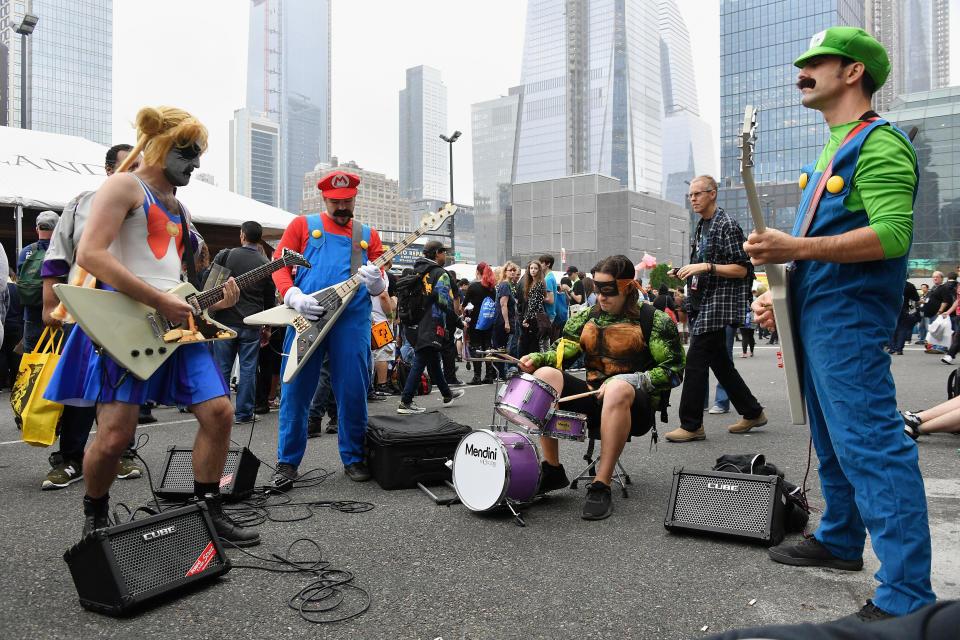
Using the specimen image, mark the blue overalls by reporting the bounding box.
[791,119,935,615]
[277,215,372,467]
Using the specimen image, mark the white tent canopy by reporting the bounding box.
[0,126,295,241]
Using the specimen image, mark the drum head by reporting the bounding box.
[452,431,508,511]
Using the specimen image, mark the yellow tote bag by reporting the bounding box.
[10,327,65,447]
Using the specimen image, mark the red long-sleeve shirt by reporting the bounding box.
[271,214,383,298]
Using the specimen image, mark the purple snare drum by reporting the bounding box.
[531,410,588,442]
[495,373,558,430]
[451,430,542,511]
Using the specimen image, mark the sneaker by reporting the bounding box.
[538,461,569,494]
[235,415,255,424]
[446,378,466,388]
[344,462,371,482]
[253,403,271,415]
[397,400,427,414]
[325,416,338,434]
[42,459,83,490]
[268,397,280,409]
[581,481,613,520]
[307,417,324,438]
[941,354,955,365]
[367,391,386,402]
[708,405,729,415]
[116,450,143,480]
[768,536,863,571]
[901,410,922,440]
[843,600,896,623]
[467,378,484,386]
[665,426,706,442]
[442,389,466,405]
[137,410,158,425]
[272,462,298,492]
[728,411,768,434]
[914,339,925,344]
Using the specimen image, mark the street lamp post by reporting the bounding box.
[15,13,39,130]
[439,130,461,258]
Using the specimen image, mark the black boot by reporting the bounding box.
[82,493,111,539]
[202,492,261,547]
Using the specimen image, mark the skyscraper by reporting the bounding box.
[398,65,448,202]
[0,0,111,144]
[717,0,864,232]
[513,0,663,194]
[245,0,331,213]
[471,88,521,264]
[229,108,281,208]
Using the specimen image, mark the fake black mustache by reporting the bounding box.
[333,210,354,218]
[796,78,816,90]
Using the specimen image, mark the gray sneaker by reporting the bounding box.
[442,389,466,405]
[42,460,83,490]
[397,400,427,414]
[116,449,143,480]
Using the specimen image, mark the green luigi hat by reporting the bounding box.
[794,27,890,89]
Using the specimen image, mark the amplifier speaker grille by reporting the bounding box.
[664,467,786,546]
[156,446,259,501]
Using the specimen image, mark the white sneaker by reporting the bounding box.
[941,354,955,365]
[397,401,427,415]
[708,405,729,414]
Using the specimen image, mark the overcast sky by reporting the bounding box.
[113,1,959,206]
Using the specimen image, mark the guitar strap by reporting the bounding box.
[796,117,878,238]
[179,204,201,289]
[350,219,363,274]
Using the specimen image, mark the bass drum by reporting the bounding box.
[451,430,541,512]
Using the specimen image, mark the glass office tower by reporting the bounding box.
[399,65,448,203]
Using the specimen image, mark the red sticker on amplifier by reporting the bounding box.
[219,473,233,488]
[186,542,217,577]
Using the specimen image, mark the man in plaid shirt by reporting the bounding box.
[666,175,766,442]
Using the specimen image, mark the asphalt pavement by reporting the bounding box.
[1,341,957,639]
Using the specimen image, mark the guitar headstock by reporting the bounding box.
[281,248,311,269]
[419,203,458,232]
[739,104,758,172]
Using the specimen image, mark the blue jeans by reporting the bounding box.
[918,316,928,342]
[709,325,736,410]
[212,325,260,420]
[308,354,336,421]
[22,317,44,353]
[402,348,451,404]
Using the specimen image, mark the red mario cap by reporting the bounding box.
[317,171,360,198]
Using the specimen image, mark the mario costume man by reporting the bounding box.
[271,171,385,485]
[746,28,935,622]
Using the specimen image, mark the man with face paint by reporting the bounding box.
[746,28,934,621]
[270,170,385,486]
[43,106,258,547]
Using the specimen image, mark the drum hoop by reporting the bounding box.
[518,373,560,399]
[495,404,553,429]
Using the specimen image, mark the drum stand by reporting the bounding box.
[569,438,632,498]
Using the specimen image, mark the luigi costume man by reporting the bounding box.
[746,27,935,622]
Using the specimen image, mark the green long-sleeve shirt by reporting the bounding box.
[814,121,917,258]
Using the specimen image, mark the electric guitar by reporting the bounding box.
[739,104,807,425]
[53,248,310,381]
[245,204,458,383]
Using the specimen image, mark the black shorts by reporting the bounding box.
[558,372,654,440]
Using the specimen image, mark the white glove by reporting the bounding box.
[283,287,325,321]
[358,261,385,296]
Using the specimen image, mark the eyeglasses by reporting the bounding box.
[686,189,716,200]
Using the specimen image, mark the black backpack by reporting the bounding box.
[396,265,442,325]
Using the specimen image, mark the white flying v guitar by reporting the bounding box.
[54,248,310,381]
[246,204,458,383]
[740,105,806,424]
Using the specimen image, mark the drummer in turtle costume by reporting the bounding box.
[519,254,685,520]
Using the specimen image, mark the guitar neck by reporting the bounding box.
[194,257,289,310]
[330,226,430,298]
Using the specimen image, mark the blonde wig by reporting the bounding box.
[116,106,208,173]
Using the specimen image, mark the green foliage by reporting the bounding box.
[649,264,683,291]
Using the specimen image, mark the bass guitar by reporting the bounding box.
[739,104,807,424]
[53,248,310,381]
[245,204,457,383]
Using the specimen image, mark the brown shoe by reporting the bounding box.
[665,426,706,442]
[728,411,768,434]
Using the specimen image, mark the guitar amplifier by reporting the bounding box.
[664,467,786,546]
[63,504,231,615]
[156,446,260,502]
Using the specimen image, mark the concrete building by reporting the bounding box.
[229,108,280,207]
[471,88,521,265]
[512,173,688,272]
[245,0,331,213]
[301,158,411,247]
[408,198,475,264]
[0,0,111,144]
[513,0,663,194]
[399,65,448,203]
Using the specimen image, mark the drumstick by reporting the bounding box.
[556,389,601,403]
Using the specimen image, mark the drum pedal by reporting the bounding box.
[505,501,526,527]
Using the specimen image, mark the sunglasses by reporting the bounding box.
[175,140,203,160]
[685,189,715,200]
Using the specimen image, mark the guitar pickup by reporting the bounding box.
[146,313,165,340]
